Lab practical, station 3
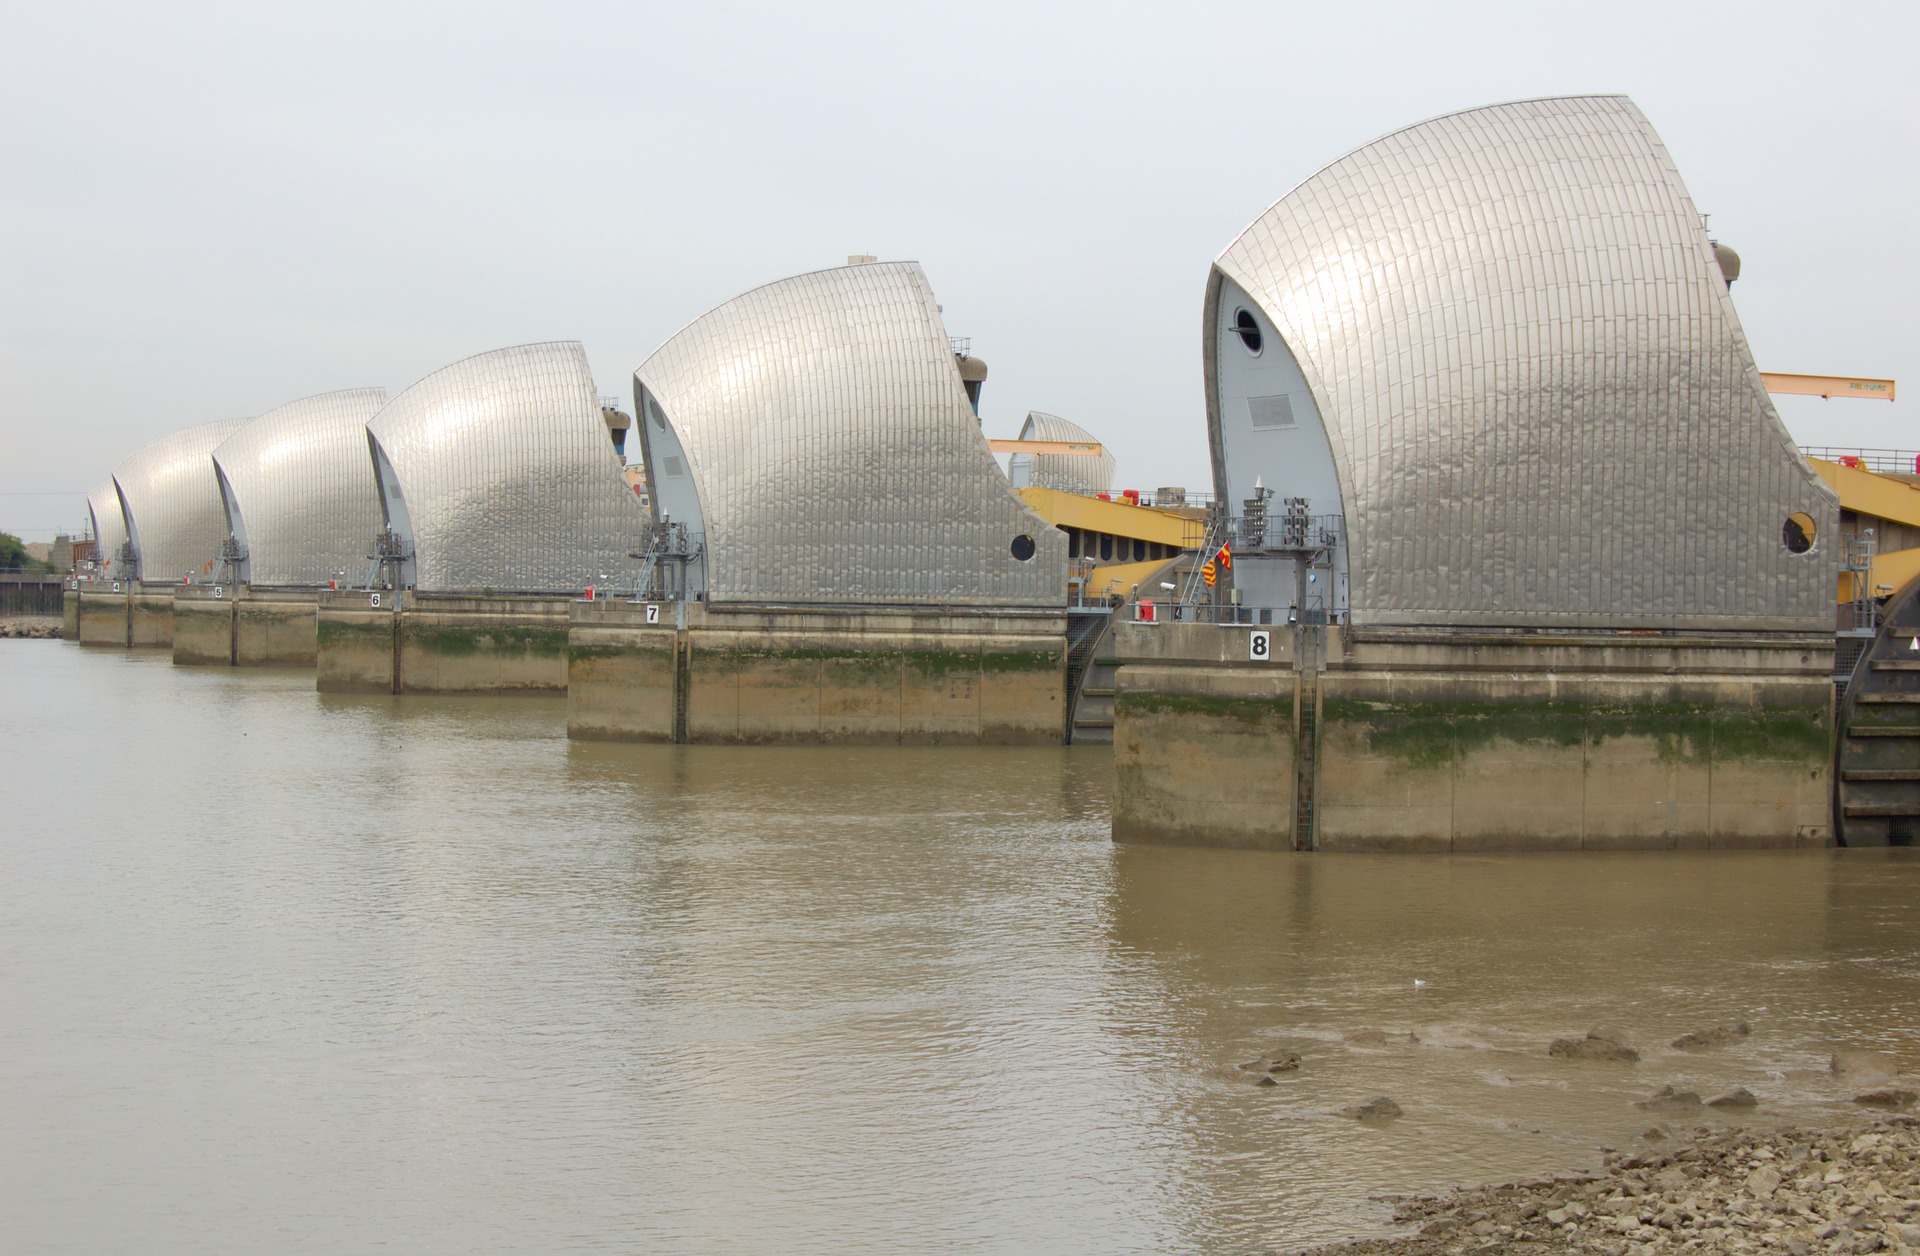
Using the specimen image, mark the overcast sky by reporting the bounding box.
[3,0,1914,540]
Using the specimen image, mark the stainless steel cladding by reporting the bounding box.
[1012,412,1115,494]
[366,342,645,593]
[211,389,389,588]
[634,262,1066,606]
[1208,95,1837,631]
[86,479,129,580]
[112,418,249,586]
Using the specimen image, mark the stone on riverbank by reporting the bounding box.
[1707,1086,1758,1109]
[1671,1021,1750,1050]
[1241,1051,1301,1076]
[1833,1048,1901,1078]
[1340,1097,1402,1121]
[1550,1031,1640,1063]
[1854,1088,1917,1108]
[1635,1084,1704,1111]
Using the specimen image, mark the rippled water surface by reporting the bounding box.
[7,642,1920,1253]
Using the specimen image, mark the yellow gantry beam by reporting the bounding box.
[989,439,1106,456]
[1018,486,1196,548]
[1806,456,1920,605]
[1807,459,1920,530]
[1762,373,1896,401]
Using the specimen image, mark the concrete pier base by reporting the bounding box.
[75,587,129,646]
[171,587,321,666]
[129,588,175,648]
[567,601,1068,744]
[74,584,166,647]
[317,591,400,692]
[1114,622,1835,852]
[171,588,236,665]
[60,588,80,640]
[317,593,569,694]
[171,586,321,667]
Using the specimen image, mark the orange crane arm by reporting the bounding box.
[989,439,1105,456]
[1762,373,1896,400]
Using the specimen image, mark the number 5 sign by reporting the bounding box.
[1249,629,1271,661]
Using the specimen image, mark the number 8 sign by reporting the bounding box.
[1249,629,1271,661]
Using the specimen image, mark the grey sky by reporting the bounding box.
[3,0,1914,541]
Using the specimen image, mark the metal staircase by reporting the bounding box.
[1836,575,1920,845]
[1063,609,1113,744]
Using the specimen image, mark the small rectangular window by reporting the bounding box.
[662,455,685,477]
[1248,394,1296,430]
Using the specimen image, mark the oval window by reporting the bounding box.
[1233,308,1263,356]
[1010,534,1036,562]
[1782,512,1816,554]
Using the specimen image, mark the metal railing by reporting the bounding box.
[1802,446,1920,476]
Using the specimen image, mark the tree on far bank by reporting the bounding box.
[0,531,53,573]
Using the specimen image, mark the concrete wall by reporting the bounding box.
[61,589,80,639]
[568,602,1068,744]
[1113,621,1834,852]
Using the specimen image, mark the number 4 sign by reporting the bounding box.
[1249,629,1271,661]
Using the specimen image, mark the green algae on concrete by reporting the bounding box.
[1325,697,1829,771]
[1118,690,1294,725]
[403,624,567,658]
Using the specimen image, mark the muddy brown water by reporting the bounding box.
[5,642,1920,1253]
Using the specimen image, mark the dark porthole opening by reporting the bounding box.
[1782,512,1816,554]
[1233,308,1263,355]
[1010,534,1036,562]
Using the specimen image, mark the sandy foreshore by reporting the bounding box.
[1299,1116,1920,1255]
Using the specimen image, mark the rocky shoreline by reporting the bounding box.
[1297,1116,1920,1255]
[0,616,62,639]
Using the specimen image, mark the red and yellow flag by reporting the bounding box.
[1217,542,1232,572]
[1201,559,1217,587]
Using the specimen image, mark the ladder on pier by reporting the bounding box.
[1294,687,1318,850]
[1835,575,1920,845]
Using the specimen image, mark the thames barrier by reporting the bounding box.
[46,95,1920,852]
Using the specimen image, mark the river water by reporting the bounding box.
[5,642,1920,1253]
